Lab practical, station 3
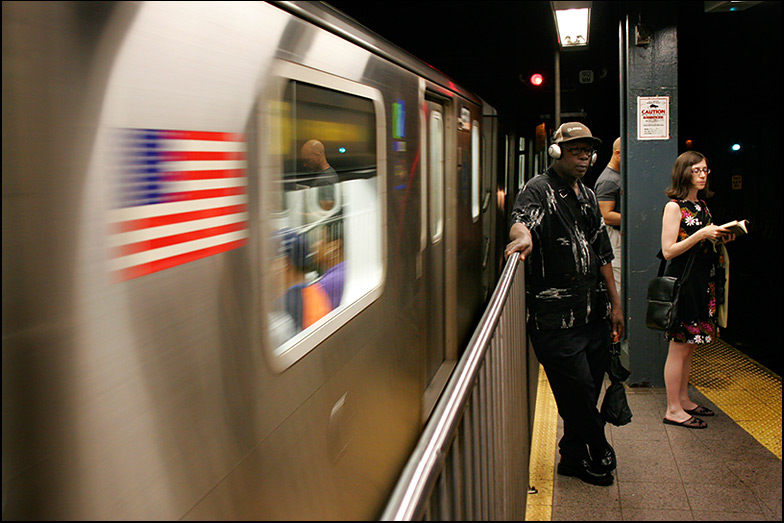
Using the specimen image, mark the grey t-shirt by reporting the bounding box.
[594,166,620,229]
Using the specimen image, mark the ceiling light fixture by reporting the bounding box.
[551,1,592,49]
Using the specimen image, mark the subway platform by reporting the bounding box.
[526,340,782,521]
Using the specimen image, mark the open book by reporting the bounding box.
[718,219,749,237]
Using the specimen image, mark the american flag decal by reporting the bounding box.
[108,129,248,282]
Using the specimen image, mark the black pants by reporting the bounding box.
[529,320,611,461]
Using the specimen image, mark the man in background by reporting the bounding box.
[594,137,622,294]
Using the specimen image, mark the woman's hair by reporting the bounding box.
[665,150,714,199]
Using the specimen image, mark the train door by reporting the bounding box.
[421,99,452,421]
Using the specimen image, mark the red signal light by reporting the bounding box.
[530,73,544,86]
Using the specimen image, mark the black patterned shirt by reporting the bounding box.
[511,168,614,330]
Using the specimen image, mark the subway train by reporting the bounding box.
[2,2,514,519]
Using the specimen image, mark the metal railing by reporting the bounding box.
[380,253,531,520]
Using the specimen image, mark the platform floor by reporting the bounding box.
[526,340,782,521]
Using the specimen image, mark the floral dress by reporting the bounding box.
[664,199,724,344]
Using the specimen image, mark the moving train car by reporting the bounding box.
[2,2,507,519]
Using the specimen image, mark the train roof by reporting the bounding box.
[272,1,487,108]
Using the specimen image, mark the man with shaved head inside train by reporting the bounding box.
[505,122,624,486]
[300,139,340,212]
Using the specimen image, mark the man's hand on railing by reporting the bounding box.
[505,223,533,260]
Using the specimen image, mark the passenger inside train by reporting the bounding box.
[299,138,340,212]
[313,222,345,310]
[280,229,331,331]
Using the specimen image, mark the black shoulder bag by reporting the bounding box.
[645,249,696,331]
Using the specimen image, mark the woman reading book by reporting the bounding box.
[659,151,736,429]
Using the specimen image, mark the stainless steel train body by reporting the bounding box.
[2,1,504,519]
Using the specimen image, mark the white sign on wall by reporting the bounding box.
[637,96,670,140]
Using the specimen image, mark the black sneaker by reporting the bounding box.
[557,456,614,486]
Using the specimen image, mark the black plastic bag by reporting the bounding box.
[601,381,633,426]
[607,347,631,382]
[600,343,633,426]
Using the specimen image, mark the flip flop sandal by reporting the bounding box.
[685,405,715,417]
[663,415,707,429]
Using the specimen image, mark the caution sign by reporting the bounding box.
[637,96,670,140]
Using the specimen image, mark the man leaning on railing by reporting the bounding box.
[504,122,624,487]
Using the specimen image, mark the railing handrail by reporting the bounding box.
[380,253,523,520]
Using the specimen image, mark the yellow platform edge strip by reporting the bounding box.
[525,365,558,521]
[691,340,782,459]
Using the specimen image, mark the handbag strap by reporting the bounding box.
[656,248,697,279]
[656,251,668,277]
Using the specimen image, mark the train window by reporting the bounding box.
[429,110,444,243]
[471,120,481,221]
[265,63,385,371]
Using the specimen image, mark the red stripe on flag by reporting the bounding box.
[161,150,246,162]
[161,169,246,182]
[164,186,246,203]
[113,239,248,282]
[113,221,248,257]
[112,204,247,234]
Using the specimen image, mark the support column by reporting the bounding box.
[621,5,678,387]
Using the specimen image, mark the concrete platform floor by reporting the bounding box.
[526,340,782,521]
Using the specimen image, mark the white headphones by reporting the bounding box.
[548,142,598,166]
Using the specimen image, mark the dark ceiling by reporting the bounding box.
[326,2,782,144]
[327,1,782,186]
[327,1,622,130]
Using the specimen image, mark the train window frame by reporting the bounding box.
[418,79,428,273]
[429,109,444,244]
[261,61,387,373]
[471,119,481,222]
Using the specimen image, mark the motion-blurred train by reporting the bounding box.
[2,2,511,519]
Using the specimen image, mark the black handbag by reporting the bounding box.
[645,250,696,331]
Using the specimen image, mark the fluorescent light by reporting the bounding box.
[551,2,591,49]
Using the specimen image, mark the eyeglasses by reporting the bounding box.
[563,146,595,156]
[691,167,711,175]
